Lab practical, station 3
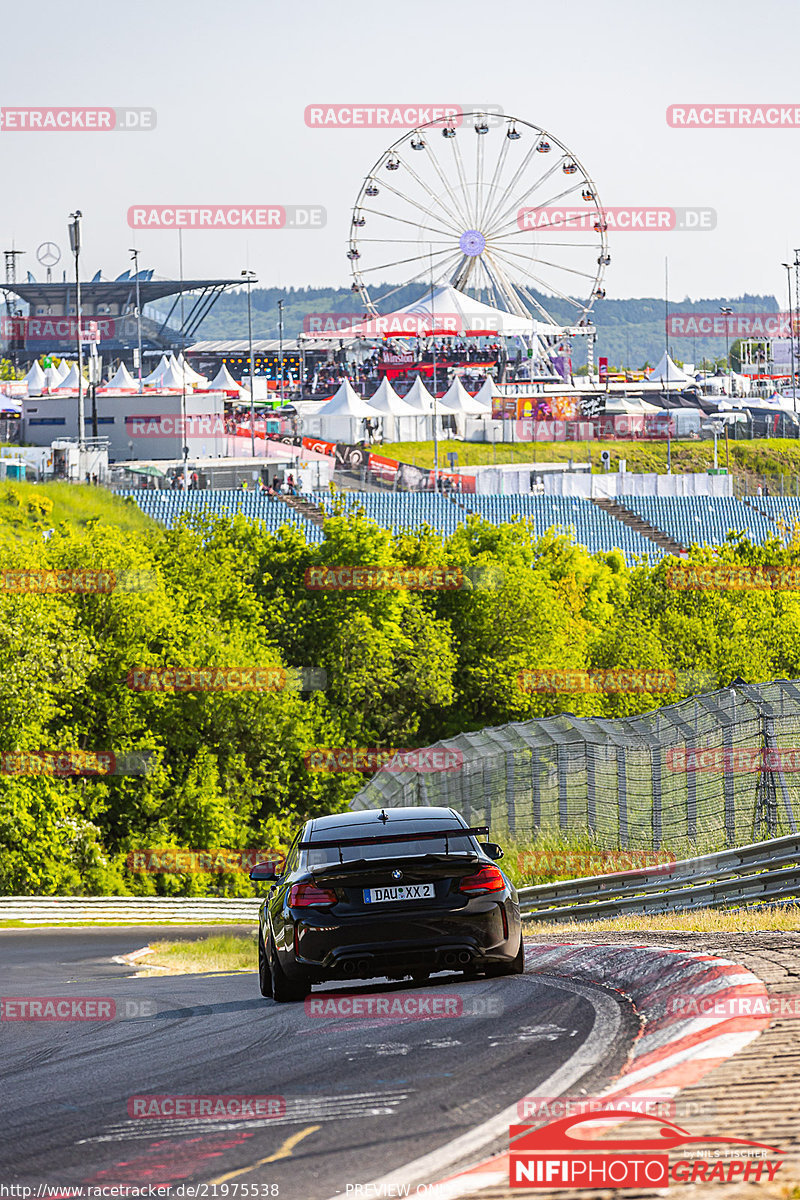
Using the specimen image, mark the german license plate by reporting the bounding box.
[364,883,435,903]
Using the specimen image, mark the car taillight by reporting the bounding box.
[289,883,337,907]
[459,865,506,895]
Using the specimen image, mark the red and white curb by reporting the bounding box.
[425,941,771,1198]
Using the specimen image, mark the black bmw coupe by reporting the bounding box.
[250,805,523,1002]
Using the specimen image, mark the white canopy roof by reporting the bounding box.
[402,378,435,412]
[56,359,72,382]
[367,378,420,417]
[176,353,209,387]
[106,362,137,390]
[473,378,500,408]
[43,365,62,391]
[25,361,46,393]
[158,359,186,390]
[209,363,239,390]
[648,353,691,386]
[58,363,86,389]
[143,355,170,386]
[439,376,490,415]
[317,380,383,418]
[304,284,549,341]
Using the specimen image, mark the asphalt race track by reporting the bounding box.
[1,928,639,1199]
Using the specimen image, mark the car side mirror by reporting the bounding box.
[250,861,279,882]
[481,842,504,861]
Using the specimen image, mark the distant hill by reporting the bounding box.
[189,285,780,370]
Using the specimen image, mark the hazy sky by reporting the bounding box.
[2,0,798,305]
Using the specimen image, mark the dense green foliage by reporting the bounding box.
[2,481,800,895]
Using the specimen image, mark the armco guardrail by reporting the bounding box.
[0,897,262,924]
[518,832,800,922]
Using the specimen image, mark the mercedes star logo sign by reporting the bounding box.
[36,242,61,268]
[391,869,403,880]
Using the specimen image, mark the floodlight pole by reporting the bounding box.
[430,246,439,491]
[130,246,144,393]
[68,211,84,446]
[242,270,257,455]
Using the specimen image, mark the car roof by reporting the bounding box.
[305,807,469,840]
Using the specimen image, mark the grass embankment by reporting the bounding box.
[381,438,800,490]
[135,932,257,974]
[0,481,156,538]
[525,908,800,935]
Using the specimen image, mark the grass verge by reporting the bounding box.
[523,906,800,935]
[133,931,258,974]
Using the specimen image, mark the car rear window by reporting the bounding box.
[306,832,478,867]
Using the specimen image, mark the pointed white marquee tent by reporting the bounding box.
[157,359,186,390]
[25,361,46,395]
[648,353,691,387]
[176,354,209,388]
[368,377,430,441]
[439,377,490,415]
[208,363,240,391]
[311,380,383,443]
[402,377,436,412]
[143,355,170,386]
[106,362,138,390]
[56,359,72,382]
[43,365,62,391]
[57,363,86,390]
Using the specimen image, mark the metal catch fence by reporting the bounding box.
[351,680,800,852]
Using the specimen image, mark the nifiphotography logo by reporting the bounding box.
[508,1111,784,1188]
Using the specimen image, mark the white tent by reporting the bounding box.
[157,359,186,390]
[648,353,691,386]
[24,361,46,395]
[43,365,62,391]
[309,380,383,444]
[209,363,240,391]
[176,354,209,388]
[57,363,86,390]
[368,377,430,441]
[56,359,72,382]
[439,376,490,415]
[473,378,500,409]
[403,377,436,412]
[143,355,170,386]
[302,284,550,340]
[106,362,138,390]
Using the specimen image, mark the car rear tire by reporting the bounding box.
[269,935,310,1003]
[258,932,272,998]
[485,936,525,977]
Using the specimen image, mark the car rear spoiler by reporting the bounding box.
[299,826,489,853]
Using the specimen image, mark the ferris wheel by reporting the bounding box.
[348,112,609,330]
